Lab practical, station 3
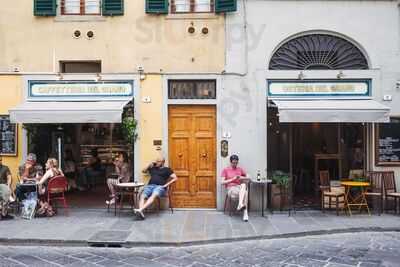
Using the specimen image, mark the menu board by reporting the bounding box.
[376,119,400,166]
[0,115,17,156]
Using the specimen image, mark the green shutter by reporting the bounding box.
[34,0,56,16]
[103,0,124,16]
[215,0,237,13]
[146,0,168,14]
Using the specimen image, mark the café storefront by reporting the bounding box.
[267,79,390,208]
[8,76,137,207]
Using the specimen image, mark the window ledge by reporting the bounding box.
[165,13,220,20]
[54,15,107,22]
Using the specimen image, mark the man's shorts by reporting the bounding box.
[142,184,166,198]
[227,185,241,199]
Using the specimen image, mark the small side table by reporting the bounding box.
[113,182,144,216]
[250,179,272,217]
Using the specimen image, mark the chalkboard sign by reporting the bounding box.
[0,115,17,156]
[375,118,400,166]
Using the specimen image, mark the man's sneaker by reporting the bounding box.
[243,210,249,222]
[134,209,145,220]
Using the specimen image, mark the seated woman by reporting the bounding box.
[37,158,64,195]
[106,152,131,205]
[77,149,103,191]
[63,149,77,191]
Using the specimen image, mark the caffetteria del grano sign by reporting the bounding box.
[267,80,370,97]
[28,80,133,100]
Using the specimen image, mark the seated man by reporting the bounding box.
[133,157,177,220]
[0,156,13,219]
[77,149,104,190]
[15,153,43,201]
[221,154,250,222]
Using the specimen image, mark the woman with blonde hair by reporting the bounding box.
[37,158,64,195]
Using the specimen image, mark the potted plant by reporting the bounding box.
[121,103,138,181]
[270,170,290,210]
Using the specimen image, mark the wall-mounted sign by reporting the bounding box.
[0,115,17,156]
[221,140,228,158]
[267,80,370,97]
[28,80,134,101]
[375,118,400,166]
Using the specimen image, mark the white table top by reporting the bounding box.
[115,182,145,188]
[250,179,272,184]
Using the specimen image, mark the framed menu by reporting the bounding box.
[375,118,400,166]
[0,115,17,156]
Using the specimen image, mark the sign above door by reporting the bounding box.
[267,79,370,98]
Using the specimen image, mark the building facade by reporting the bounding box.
[225,0,400,208]
[0,0,236,209]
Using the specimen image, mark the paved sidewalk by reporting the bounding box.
[0,209,399,246]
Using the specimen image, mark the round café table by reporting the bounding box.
[340,180,371,216]
[111,182,144,216]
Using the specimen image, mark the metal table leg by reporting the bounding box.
[262,184,265,217]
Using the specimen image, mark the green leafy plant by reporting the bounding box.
[121,116,138,145]
[271,170,290,189]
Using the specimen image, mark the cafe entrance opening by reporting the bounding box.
[267,106,368,209]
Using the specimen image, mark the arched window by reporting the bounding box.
[269,34,368,70]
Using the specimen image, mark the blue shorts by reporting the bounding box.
[142,184,166,198]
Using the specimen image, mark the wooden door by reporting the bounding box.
[168,105,216,208]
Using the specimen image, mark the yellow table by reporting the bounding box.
[341,181,371,216]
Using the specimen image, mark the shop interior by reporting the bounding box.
[267,107,367,209]
[26,122,132,208]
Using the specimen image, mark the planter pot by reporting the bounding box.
[271,184,288,210]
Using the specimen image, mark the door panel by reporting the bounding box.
[168,105,216,208]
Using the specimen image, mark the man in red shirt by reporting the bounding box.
[221,155,250,221]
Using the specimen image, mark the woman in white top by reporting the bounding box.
[37,158,64,195]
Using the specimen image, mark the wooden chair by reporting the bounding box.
[319,170,345,216]
[364,171,383,215]
[382,171,400,214]
[155,184,174,213]
[223,182,251,216]
[223,190,236,216]
[47,176,69,215]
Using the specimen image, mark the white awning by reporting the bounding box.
[9,101,129,123]
[272,99,390,123]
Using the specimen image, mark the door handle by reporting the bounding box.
[201,153,207,158]
[178,153,183,158]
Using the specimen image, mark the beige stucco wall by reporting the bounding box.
[0,75,23,190]
[0,1,225,73]
[138,74,164,182]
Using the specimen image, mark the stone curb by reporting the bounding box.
[0,227,399,248]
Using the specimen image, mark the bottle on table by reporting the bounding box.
[256,170,261,181]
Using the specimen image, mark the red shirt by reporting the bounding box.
[221,166,247,188]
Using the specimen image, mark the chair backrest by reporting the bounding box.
[319,170,330,187]
[367,171,383,192]
[382,171,396,194]
[47,175,68,194]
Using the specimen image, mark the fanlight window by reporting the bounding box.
[269,34,368,70]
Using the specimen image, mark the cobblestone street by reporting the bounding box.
[0,232,399,267]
